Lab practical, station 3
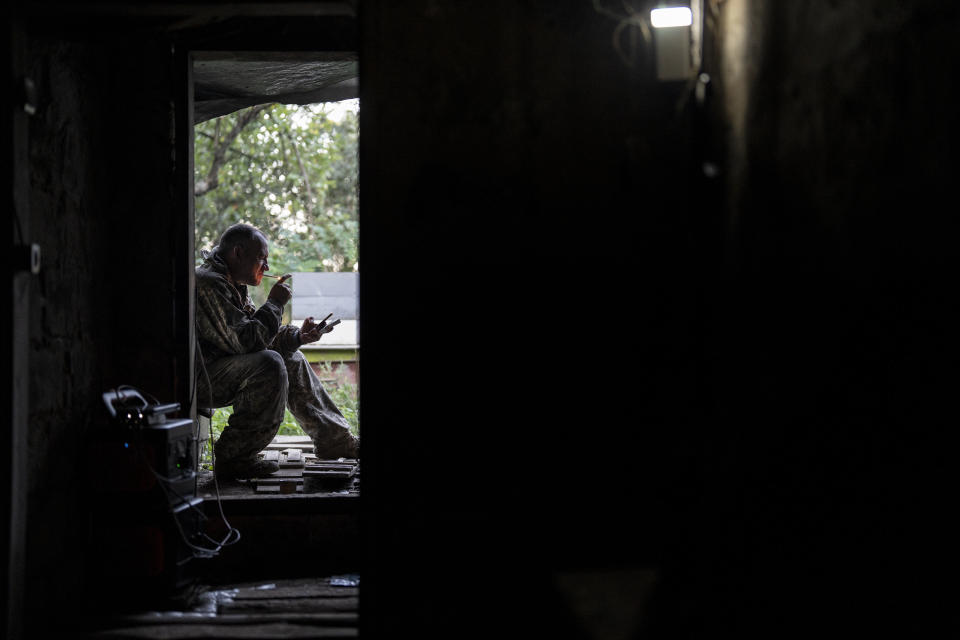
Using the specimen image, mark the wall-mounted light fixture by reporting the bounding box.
[651,3,700,81]
[651,6,692,28]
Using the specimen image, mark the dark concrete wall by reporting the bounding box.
[24,29,186,622]
[360,0,960,637]
[360,1,715,637]
[705,0,960,634]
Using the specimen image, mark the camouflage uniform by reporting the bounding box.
[195,251,359,465]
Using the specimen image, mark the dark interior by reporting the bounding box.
[4,1,959,638]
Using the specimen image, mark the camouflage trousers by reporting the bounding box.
[197,349,359,465]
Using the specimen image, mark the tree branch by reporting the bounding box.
[283,128,316,215]
[228,148,261,162]
[199,130,261,162]
[195,104,271,197]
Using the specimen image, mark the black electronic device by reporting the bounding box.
[87,387,203,603]
[96,387,197,502]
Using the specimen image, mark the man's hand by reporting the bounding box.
[299,314,337,345]
[267,274,292,306]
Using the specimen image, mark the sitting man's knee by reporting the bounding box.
[260,349,285,366]
[254,349,288,382]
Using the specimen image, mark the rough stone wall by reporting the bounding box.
[24,31,183,622]
[24,37,101,621]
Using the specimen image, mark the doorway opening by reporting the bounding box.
[190,52,360,502]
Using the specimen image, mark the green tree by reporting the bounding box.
[194,103,359,283]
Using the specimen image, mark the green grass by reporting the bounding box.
[200,361,358,468]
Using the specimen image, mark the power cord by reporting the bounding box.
[195,333,242,553]
[110,384,240,559]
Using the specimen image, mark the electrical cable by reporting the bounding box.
[123,394,222,559]
[118,384,159,405]
[591,0,654,68]
[195,319,242,551]
[110,383,239,559]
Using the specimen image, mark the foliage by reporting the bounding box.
[199,362,358,469]
[194,102,359,289]
[316,361,360,433]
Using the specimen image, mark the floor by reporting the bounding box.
[81,575,359,639]
[197,435,360,498]
[78,435,362,638]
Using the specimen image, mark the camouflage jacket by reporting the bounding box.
[195,251,302,363]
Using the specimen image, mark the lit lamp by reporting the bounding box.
[651,5,694,81]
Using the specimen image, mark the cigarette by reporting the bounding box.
[262,273,291,280]
[320,313,333,323]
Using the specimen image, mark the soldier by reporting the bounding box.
[196,223,359,480]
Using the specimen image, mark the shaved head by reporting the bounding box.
[216,223,265,256]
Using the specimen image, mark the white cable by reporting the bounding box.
[129,421,228,559]
[116,379,241,559]
[196,331,242,549]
